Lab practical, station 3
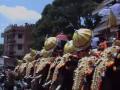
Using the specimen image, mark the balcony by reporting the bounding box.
[1,33,4,38]
[92,0,115,15]
[7,39,16,43]
[8,51,15,57]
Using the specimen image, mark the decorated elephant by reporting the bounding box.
[91,40,120,90]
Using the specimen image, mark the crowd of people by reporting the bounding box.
[1,28,120,90]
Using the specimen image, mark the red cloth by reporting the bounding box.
[56,33,68,41]
[99,81,102,90]
[94,51,101,58]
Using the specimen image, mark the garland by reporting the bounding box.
[72,56,97,90]
[91,47,116,90]
[46,56,62,81]
[91,57,107,90]
[51,54,71,84]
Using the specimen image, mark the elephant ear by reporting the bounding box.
[30,48,36,57]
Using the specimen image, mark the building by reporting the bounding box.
[0,57,4,71]
[2,23,34,68]
[93,0,119,15]
[93,0,120,43]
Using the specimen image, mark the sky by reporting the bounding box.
[0,0,54,44]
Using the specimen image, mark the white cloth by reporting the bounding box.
[91,37,100,49]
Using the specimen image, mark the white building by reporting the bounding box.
[0,57,4,70]
[93,0,120,44]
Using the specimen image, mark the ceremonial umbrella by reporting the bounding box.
[108,9,117,28]
[56,33,68,41]
[105,9,117,40]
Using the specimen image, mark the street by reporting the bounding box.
[0,87,2,90]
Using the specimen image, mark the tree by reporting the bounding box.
[32,0,100,50]
[93,0,104,3]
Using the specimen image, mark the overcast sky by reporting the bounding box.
[0,0,53,44]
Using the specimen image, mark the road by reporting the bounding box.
[0,87,2,90]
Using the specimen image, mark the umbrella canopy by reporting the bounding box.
[56,33,68,41]
[108,10,117,28]
[110,3,120,16]
[99,7,110,16]
[99,3,120,16]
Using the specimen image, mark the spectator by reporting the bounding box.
[99,37,108,51]
[91,36,100,49]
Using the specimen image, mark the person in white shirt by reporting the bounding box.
[91,36,100,49]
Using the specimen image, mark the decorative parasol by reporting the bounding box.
[56,33,68,41]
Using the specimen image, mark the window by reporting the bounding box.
[18,44,23,50]
[18,33,23,39]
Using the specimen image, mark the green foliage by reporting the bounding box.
[92,0,104,3]
[32,0,101,50]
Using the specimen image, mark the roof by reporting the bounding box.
[4,24,34,33]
